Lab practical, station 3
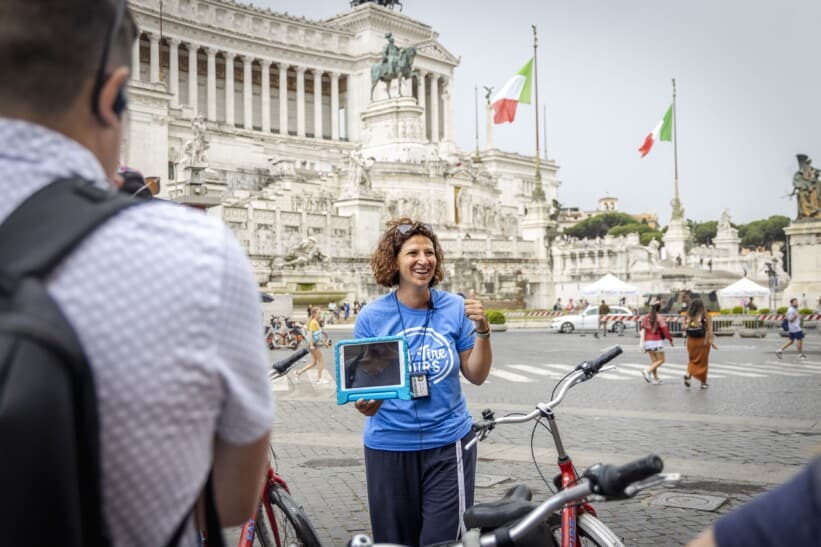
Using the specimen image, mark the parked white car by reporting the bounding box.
[550,305,637,334]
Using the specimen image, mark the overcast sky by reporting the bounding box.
[251,0,820,225]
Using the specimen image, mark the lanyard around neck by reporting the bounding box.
[394,290,433,370]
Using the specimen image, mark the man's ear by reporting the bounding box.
[96,66,130,127]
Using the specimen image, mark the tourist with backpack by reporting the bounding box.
[777,297,806,359]
[0,1,273,545]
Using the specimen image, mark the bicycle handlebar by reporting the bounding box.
[575,344,623,375]
[466,346,624,450]
[584,454,663,498]
[270,348,309,378]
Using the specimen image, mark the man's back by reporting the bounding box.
[0,119,274,546]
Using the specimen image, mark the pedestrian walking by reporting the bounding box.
[297,307,328,382]
[553,298,562,311]
[639,299,673,384]
[684,298,717,389]
[566,298,575,312]
[777,297,806,359]
[353,218,493,546]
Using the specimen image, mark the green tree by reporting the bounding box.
[640,231,664,246]
[691,221,717,245]
[737,215,789,249]
[564,212,636,239]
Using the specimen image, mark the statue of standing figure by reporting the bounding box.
[181,115,209,166]
[792,154,821,219]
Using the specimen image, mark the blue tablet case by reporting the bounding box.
[335,336,412,405]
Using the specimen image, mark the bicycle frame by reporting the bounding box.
[237,467,291,547]
[544,407,597,547]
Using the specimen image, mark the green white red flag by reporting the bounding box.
[638,104,673,157]
[491,58,533,124]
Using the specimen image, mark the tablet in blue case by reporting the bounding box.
[335,336,412,405]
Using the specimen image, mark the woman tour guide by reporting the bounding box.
[353,218,493,546]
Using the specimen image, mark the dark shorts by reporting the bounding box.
[789,331,805,341]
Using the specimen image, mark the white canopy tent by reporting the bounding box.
[717,278,770,298]
[581,273,640,297]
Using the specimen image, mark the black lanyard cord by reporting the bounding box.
[393,290,433,373]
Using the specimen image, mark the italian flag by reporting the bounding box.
[491,58,533,124]
[638,104,673,157]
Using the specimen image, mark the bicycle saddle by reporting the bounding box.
[464,485,555,547]
[463,484,534,530]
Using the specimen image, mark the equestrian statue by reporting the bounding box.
[370,32,417,100]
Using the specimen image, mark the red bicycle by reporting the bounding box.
[238,348,322,547]
[463,345,679,546]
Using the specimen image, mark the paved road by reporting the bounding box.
[229,328,821,545]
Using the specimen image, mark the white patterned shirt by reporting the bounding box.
[0,118,274,546]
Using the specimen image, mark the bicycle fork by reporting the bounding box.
[542,408,597,547]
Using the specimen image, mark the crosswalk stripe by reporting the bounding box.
[761,362,821,374]
[716,362,809,377]
[617,362,729,378]
[508,364,559,377]
[489,369,531,382]
[472,358,821,386]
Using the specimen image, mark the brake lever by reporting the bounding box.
[623,473,681,497]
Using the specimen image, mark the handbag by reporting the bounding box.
[311,330,322,344]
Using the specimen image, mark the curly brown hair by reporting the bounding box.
[371,217,445,288]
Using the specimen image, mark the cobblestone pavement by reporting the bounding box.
[225,327,820,545]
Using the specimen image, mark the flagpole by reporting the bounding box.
[474,83,481,161]
[532,25,545,201]
[671,77,682,219]
[543,103,548,160]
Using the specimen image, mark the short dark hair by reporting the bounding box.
[0,0,137,114]
[371,217,445,288]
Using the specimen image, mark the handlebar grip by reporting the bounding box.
[271,347,309,375]
[586,454,663,497]
[586,345,623,372]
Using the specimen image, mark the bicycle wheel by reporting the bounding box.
[547,512,624,547]
[259,483,322,547]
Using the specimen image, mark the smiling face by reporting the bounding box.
[395,234,436,290]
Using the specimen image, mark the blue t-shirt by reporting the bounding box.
[354,289,475,451]
[714,458,820,547]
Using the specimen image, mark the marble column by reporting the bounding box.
[187,43,198,112]
[278,63,288,136]
[417,70,427,140]
[168,37,179,107]
[225,53,235,126]
[442,77,453,142]
[296,66,306,138]
[330,72,340,141]
[149,33,160,83]
[313,69,323,139]
[206,48,217,121]
[261,60,271,133]
[243,55,253,130]
[430,75,440,143]
[132,37,141,82]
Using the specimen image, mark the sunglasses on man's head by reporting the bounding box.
[395,223,433,236]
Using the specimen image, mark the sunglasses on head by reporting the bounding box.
[395,222,433,236]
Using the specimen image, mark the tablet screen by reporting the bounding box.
[341,340,403,390]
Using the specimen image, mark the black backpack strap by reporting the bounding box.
[164,470,224,547]
[0,177,140,280]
